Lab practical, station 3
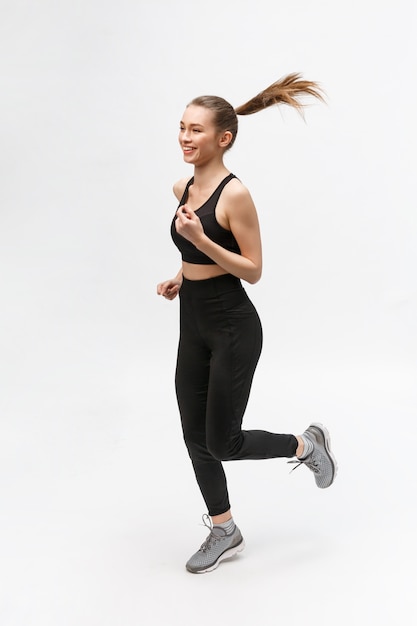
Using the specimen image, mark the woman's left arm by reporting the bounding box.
[175,184,262,284]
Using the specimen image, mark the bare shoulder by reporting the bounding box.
[222,177,256,211]
[173,176,192,202]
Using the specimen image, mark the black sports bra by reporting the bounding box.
[170,173,241,265]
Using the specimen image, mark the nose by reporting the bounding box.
[180,128,191,142]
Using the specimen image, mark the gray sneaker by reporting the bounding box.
[289,422,337,488]
[186,515,245,574]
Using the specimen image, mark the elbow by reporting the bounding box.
[247,255,262,284]
[247,266,262,285]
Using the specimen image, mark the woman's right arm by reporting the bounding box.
[157,179,188,300]
[157,268,183,300]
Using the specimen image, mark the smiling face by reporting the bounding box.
[179,105,232,166]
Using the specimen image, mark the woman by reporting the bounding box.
[157,73,337,574]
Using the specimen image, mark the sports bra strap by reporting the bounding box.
[179,174,236,207]
[179,177,194,206]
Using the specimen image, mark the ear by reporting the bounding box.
[219,131,233,148]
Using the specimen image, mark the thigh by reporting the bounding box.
[175,332,210,439]
[206,290,263,441]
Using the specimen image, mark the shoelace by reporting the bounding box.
[199,514,225,553]
[287,455,320,474]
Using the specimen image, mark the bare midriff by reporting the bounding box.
[182,261,229,281]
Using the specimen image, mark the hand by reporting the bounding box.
[175,205,204,246]
[157,277,182,301]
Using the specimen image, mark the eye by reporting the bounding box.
[193,129,201,133]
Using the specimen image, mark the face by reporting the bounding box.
[179,105,229,165]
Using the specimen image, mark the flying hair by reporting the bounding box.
[234,72,325,117]
[189,72,325,150]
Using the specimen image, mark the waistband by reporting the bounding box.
[180,273,242,297]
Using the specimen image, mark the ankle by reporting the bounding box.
[213,517,236,536]
[295,436,304,457]
[296,434,314,459]
[211,510,232,525]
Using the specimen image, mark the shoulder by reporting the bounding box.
[222,176,256,211]
[173,177,192,202]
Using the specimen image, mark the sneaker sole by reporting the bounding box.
[186,539,245,574]
[309,422,338,487]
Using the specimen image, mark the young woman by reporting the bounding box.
[157,73,337,574]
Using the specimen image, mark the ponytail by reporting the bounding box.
[235,73,325,117]
[188,73,324,150]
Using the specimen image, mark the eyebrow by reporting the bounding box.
[180,121,205,128]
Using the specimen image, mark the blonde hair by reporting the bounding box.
[189,73,325,150]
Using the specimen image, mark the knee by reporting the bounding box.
[182,432,198,459]
[206,437,235,461]
[183,426,240,462]
[182,428,207,462]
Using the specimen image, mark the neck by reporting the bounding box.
[192,161,229,189]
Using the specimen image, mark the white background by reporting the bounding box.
[0,1,416,624]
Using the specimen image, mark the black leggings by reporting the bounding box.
[175,274,298,516]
